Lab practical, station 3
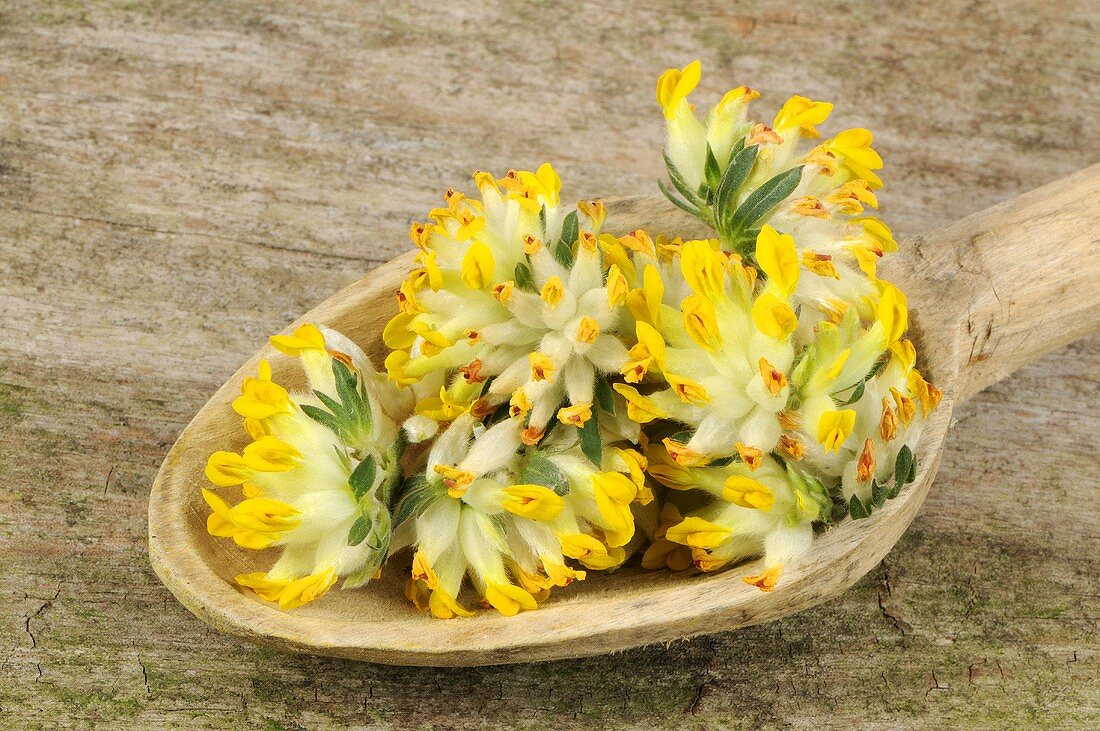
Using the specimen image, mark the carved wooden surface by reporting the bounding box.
[1,1,1097,728]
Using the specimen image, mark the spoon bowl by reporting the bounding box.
[149,165,1098,665]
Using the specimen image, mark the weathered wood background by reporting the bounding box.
[1,1,1097,728]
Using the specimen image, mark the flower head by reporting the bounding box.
[656,61,892,331]
[385,166,646,448]
[397,407,653,618]
[635,63,941,590]
[204,324,407,609]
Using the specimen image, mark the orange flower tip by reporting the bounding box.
[743,565,783,592]
[520,426,545,446]
[458,359,486,384]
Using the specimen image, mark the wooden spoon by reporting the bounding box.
[148,163,1099,666]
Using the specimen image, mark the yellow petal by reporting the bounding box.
[817,409,856,453]
[877,281,909,346]
[755,226,799,297]
[269,324,326,356]
[680,239,725,301]
[642,265,665,323]
[656,60,701,118]
[773,95,833,137]
[752,293,798,339]
[682,294,722,349]
[460,241,494,290]
[277,567,338,610]
[612,383,668,424]
[485,582,538,617]
[665,517,732,549]
[556,402,593,426]
[723,476,776,510]
[665,373,710,405]
[540,276,564,307]
[205,451,251,486]
[502,484,565,521]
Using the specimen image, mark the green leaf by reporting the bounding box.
[559,211,579,248]
[348,455,377,501]
[332,358,358,402]
[836,380,866,406]
[333,358,368,432]
[594,377,615,414]
[301,404,340,433]
[516,452,571,496]
[894,445,914,488]
[392,475,442,526]
[552,240,575,268]
[658,179,703,217]
[865,355,890,380]
[849,494,872,520]
[871,479,887,508]
[730,227,762,253]
[313,389,345,419]
[539,205,547,235]
[829,500,849,524]
[347,515,371,546]
[514,262,536,291]
[729,165,804,234]
[662,151,704,205]
[727,137,746,163]
[669,428,694,444]
[704,144,722,194]
[714,143,759,230]
[578,411,602,466]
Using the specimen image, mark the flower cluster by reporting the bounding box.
[643,61,940,583]
[381,163,661,615]
[199,60,940,615]
[399,411,652,618]
[202,325,408,608]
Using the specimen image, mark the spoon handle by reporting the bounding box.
[912,163,1100,403]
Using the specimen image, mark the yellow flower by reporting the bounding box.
[755,226,800,298]
[575,316,600,344]
[682,294,723,349]
[236,567,338,610]
[665,517,733,549]
[460,241,495,290]
[269,323,326,356]
[666,373,710,405]
[827,128,884,188]
[501,484,565,521]
[202,489,299,550]
[427,586,476,619]
[752,293,798,339]
[557,402,593,426]
[773,95,833,138]
[232,360,293,419]
[656,60,702,119]
[877,281,909,346]
[528,351,556,381]
[681,238,726,300]
[613,383,669,423]
[540,275,565,307]
[817,409,856,453]
[723,476,776,510]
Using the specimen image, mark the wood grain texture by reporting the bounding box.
[1,0,1098,727]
